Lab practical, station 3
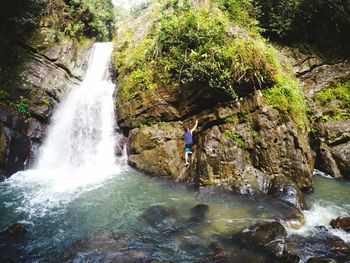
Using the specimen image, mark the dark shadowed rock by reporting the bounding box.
[269,175,307,210]
[306,257,338,263]
[0,175,5,182]
[65,232,154,263]
[0,223,27,237]
[232,221,300,262]
[186,204,210,226]
[233,221,287,257]
[0,223,28,263]
[0,107,31,176]
[139,205,180,233]
[330,217,350,232]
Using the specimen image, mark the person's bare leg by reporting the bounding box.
[185,152,189,165]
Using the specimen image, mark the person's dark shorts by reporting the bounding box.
[184,144,193,153]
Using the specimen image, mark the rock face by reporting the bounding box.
[119,83,314,208]
[0,34,94,176]
[282,47,350,179]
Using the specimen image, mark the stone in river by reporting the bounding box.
[330,217,350,232]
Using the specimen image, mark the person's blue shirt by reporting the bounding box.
[184,131,193,145]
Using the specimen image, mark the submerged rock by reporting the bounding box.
[0,222,28,262]
[187,204,209,225]
[0,222,27,237]
[330,217,350,233]
[65,232,154,262]
[139,205,180,234]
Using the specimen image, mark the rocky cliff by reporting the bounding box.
[114,1,316,209]
[281,48,350,179]
[0,31,94,176]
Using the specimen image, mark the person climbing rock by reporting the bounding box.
[184,120,198,167]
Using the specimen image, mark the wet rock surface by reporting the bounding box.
[330,217,350,233]
[232,221,300,262]
[0,36,94,176]
[0,105,31,176]
[233,222,288,257]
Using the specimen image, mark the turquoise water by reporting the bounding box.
[1,169,350,262]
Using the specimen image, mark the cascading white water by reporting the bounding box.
[4,42,125,217]
[37,42,116,171]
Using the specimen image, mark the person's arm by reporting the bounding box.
[190,120,198,133]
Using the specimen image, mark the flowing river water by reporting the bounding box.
[0,43,349,262]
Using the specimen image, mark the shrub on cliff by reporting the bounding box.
[113,0,307,128]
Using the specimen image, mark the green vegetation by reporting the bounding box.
[0,0,115,117]
[114,0,307,128]
[216,0,259,34]
[140,119,159,128]
[0,90,11,102]
[42,0,115,41]
[10,97,31,116]
[224,130,244,147]
[225,115,239,123]
[263,73,306,128]
[1,0,114,43]
[254,0,350,57]
[315,80,350,121]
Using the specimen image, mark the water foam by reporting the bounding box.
[3,43,126,218]
[288,200,350,242]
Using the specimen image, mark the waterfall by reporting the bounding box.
[3,42,124,218]
[36,42,117,171]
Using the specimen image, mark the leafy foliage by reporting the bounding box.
[224,130,244,147]
[254,0,350,56]
[315,80,350,121]
[10,97,31,116]
[44,0,115,41]
[263,74,306,128]
[115,1,282,99]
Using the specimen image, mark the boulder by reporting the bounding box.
[232,221,300,262]
[268,175,307,210]
[232,221,288,257]
[330,217,350,232]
